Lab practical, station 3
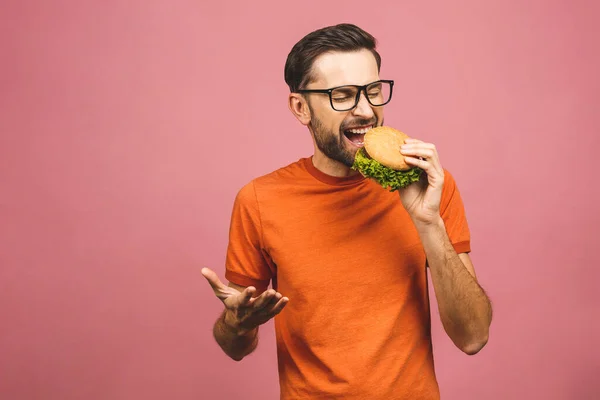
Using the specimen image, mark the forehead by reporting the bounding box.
[309,49,380,88]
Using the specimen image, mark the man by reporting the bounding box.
[202,23,492,399]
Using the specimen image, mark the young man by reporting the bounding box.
[202,23,492,399]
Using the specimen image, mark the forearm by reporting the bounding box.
[416,217,492,354]
[213,310,258,361]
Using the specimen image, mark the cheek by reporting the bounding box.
[310,103,348,135]
[375,108,384,124]
[321,113,346,134]
[334,118,345,134]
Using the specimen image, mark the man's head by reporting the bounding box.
[285,24,391,169]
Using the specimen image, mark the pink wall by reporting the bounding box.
[1,1,599,399]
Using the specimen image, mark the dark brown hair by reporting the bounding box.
[284,23,382,93]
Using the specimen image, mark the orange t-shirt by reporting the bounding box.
[225,157,471,400]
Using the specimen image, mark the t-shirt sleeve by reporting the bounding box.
[440,169,471,254]
[224,181,275,292]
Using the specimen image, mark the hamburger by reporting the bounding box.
[351,126,422,191]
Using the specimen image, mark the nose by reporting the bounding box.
[352,90,375,119]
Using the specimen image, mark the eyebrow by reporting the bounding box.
[333,86,357,93]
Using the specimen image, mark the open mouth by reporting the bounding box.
[343,125,374,147]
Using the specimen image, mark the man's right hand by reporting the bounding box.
[201,267,289,335]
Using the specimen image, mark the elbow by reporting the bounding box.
[457,311,492,355]
[460,333,489,355]
[226,348,249,362]
[227,346,255,362]
[226,348,251,362]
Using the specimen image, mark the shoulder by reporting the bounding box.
[256,158,308,184]
[440,168,465,211]
[239,158,309,194]
[442,168,457,192]
[233,158,308,204]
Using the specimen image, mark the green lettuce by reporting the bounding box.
[351,148,422,192]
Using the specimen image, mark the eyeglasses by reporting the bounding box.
[296,80,394,112]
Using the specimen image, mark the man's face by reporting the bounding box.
[304,49,385,168]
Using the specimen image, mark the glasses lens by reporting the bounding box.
[330,86,359,111]
[365,81,392,106]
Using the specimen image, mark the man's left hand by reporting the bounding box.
[398,138,444,225]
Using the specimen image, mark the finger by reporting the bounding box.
[251,289,277,310]
[400,144,442,172]
[267,296,289,316]
[403,156,434,172]
[201,267,227,293]
[261,291,283,311]
[400,142,436,154]
[403,138,424,144]
[400,147,436,160]
[239,286,257,306]
[223,285,256,310]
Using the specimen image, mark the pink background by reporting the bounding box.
[1,1,599,399]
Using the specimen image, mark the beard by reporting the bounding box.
[309,111,378,168]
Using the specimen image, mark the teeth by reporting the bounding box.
[347,126,373,134]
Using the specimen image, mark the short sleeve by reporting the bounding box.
[225,181,275,292]
[440,169,471,254]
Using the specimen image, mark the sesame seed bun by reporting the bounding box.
[363,126,411,171]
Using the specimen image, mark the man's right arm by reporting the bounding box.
[213,282,259,361]
[202,268,289,362]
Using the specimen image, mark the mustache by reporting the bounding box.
[340,118,378,130]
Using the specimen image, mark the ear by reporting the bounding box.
[288,93,311,126]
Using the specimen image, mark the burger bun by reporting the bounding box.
[363,126,411,171]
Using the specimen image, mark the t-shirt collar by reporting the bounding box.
[302,156,366,186]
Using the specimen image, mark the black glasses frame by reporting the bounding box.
[296,79,394,111]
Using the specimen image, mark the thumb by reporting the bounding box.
[201,267,226,293]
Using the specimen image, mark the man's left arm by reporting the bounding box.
[416,219,492,355]
[399,138,492,355]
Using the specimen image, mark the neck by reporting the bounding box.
[311,147,360,178]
